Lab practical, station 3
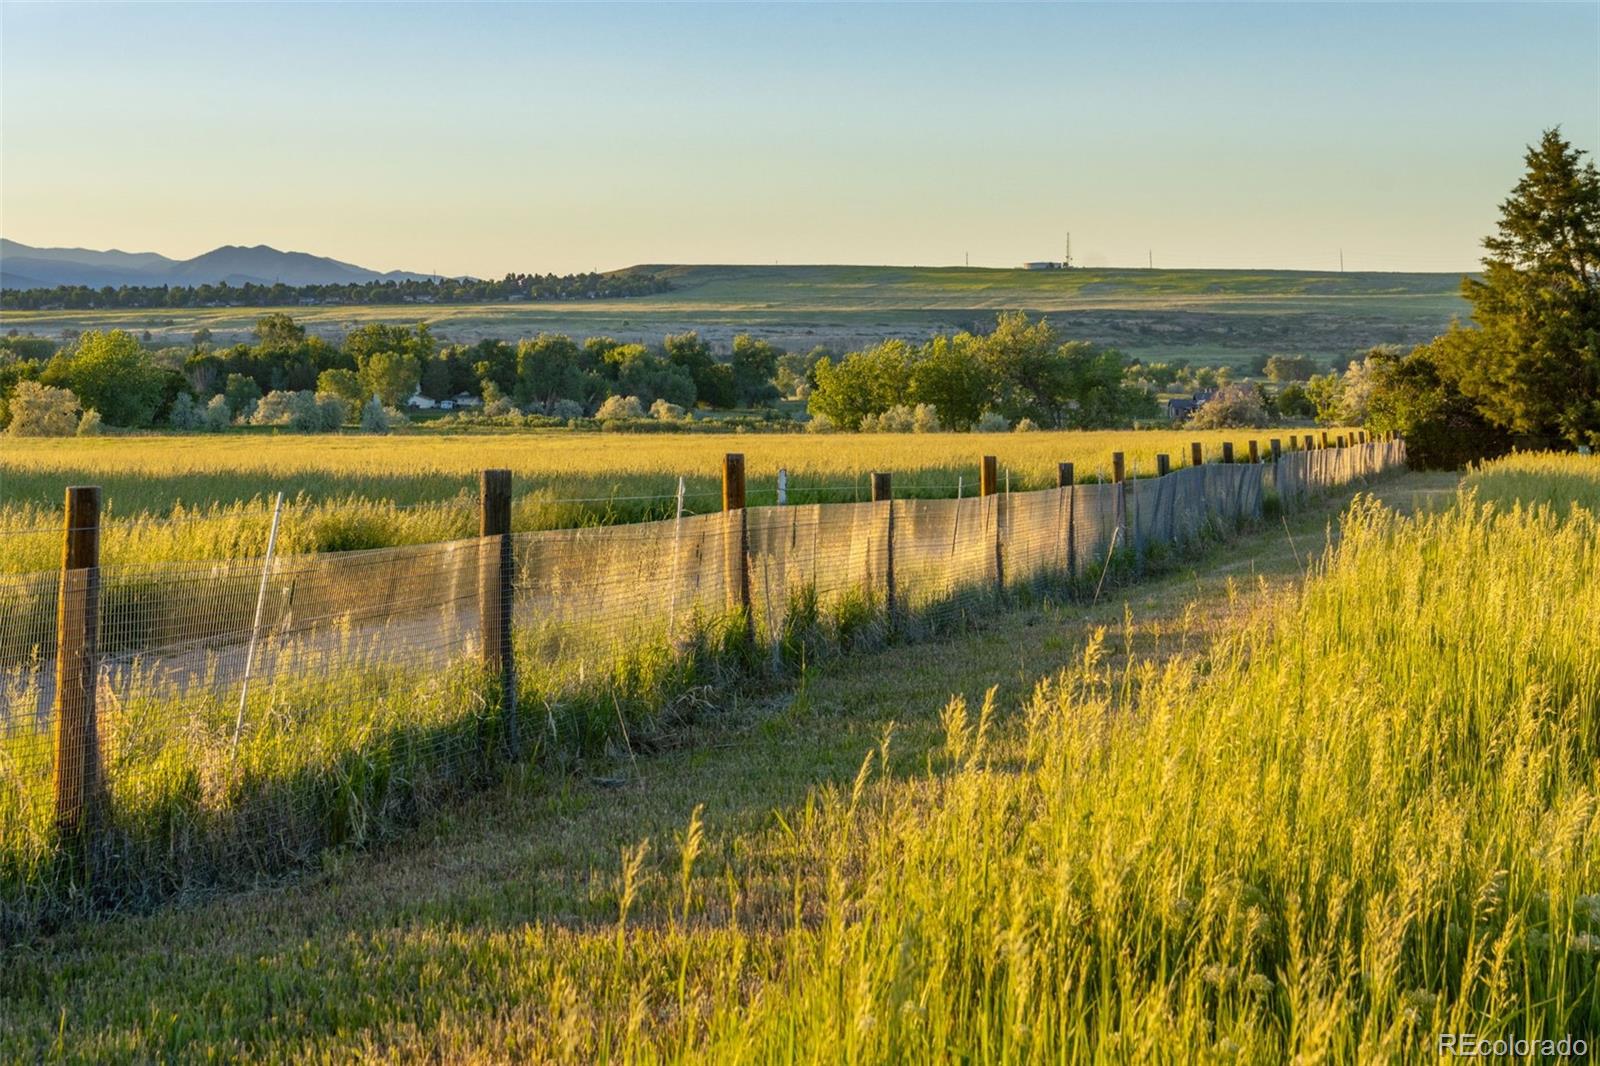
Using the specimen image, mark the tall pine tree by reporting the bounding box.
[1452,129,1600,447]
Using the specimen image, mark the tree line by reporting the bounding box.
[0,313,788,434]
[0,269,673,311]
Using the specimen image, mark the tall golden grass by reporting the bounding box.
[594,461,1600,1060]
[0,429,1336,571]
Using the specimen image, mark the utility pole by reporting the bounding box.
[1064,233,1072,270]
[1148,249,1153,270]
[1339,249,1344,273]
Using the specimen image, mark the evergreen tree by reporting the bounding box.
[1453,128,1600,447]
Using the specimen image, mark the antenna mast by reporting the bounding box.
[1064,233,1072,270]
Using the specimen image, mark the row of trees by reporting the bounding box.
[0,313,788,433]
[0,270,673,311]
[805,313,1159,431]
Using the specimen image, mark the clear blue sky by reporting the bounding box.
[3,2,1596,276]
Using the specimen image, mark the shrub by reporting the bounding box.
[75,409,105,436]
[313,393,349,431]
[595,395,645,421]
[5,381,81,436]
[912,403,943,433]
[805,412,837,434]
[167,392,202,430]
[1187,383,1271,429]
[252,390,344,431]
[650,398,686,421]
[547,399,585,420]
[360,395,393,433]
[484,396,518,418]
[200,395,233,431]
[975,411,1011,433]
[1275,383,1315,419]
[1014,417,1039,433]
[862,404,916,433]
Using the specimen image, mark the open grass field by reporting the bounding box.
[0,428,1349,571]
[0,264,1469,366]
[9,460,1599,1062]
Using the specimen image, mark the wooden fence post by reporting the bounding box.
[872,472,895,625]
[55,486,103,844]
[1156,454,1171,476]
[723,454,753,642]
[1337,434,1347,449]
[1111,451,1127,539]
[1248,440,1260,464]
[479,469,518,758]
[1059,462,1076,582]
[1270,439,1282,461]
[1190,441,1204,467]
[1321,431,1330,449]
[979,455,1001,594]
[1221,442,1235,464]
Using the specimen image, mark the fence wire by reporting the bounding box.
[0,439,1406,936]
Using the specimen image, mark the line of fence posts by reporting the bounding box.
[44,434,1407,858]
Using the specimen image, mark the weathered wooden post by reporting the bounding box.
[1190,441,1204,467]
[980,455,1001,594]
[1248,440,1260,464]
[54,486,103,844]
[1059,462,1076,582]
[1221,442,1235,464]
[479,469,518,758]
[723,453,753,642]
[1111,452,1127,538]
[1156,454,1171,476]
[872,472,895,626]
[1321,430,1330,449]
[1270,439,1282,461]
[1337,434,1347,449]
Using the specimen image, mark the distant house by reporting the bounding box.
[407,392,438,410]
[450,393,482,408]
[1166,389,1216,422]
[1022,261,1062,271]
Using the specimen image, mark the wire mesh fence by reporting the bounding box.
[0,438,1406,937]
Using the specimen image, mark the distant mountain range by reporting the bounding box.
[0,239,443,289]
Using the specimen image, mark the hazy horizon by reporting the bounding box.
[4,2,1596,277]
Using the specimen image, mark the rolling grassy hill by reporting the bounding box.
[0,264,1471,367]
